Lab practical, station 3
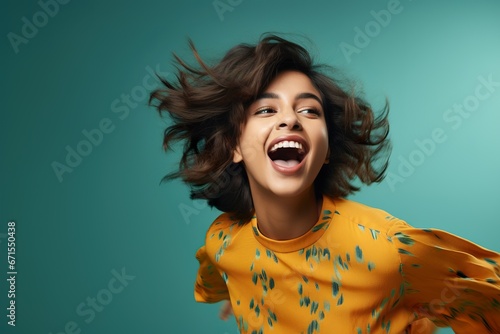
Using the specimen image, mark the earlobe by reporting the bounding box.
[233,146,243,163]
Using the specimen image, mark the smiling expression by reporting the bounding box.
[233,70,329,199]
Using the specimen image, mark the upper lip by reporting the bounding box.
[267,135,309,155]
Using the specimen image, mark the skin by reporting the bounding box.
[233,70,329,240]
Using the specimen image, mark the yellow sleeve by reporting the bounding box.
[194,245,229,303]
[389,220,500,333]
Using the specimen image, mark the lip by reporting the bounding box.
[267,135,309,175]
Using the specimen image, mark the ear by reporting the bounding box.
[324,148,330,164]
[233,145,243,163]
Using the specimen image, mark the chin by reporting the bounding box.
[267,182,315,199]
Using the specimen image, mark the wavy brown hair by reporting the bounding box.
[149,34,391,222]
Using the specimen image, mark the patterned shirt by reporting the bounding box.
[194,196,500,333]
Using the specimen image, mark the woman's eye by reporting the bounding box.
[255,108,276,115]
[299,108,321,116]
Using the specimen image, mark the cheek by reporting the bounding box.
[238,123,271,160]
[315,124,330,157]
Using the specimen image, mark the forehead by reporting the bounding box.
[263,71,320,97]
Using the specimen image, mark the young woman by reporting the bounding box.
[150,34,500,333]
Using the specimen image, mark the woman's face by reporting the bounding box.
[233,70,329,200]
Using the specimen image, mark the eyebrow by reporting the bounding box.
[255,92,322,104]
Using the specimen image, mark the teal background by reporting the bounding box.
[1,1,499,333]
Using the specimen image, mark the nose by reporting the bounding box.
[276,109,302,131]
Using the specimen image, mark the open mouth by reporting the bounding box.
[268,140,308,168]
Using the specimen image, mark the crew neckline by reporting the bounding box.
[250,195,336,253]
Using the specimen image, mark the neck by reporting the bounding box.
[252,187,322,240]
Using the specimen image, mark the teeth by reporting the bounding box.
[270,141,303,152]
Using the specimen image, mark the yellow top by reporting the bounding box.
[194,196,500,333]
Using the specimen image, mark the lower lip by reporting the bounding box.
[269,156,307,175]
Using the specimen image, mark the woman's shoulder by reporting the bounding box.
[328,196,405,233]
[203,211,250,245]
